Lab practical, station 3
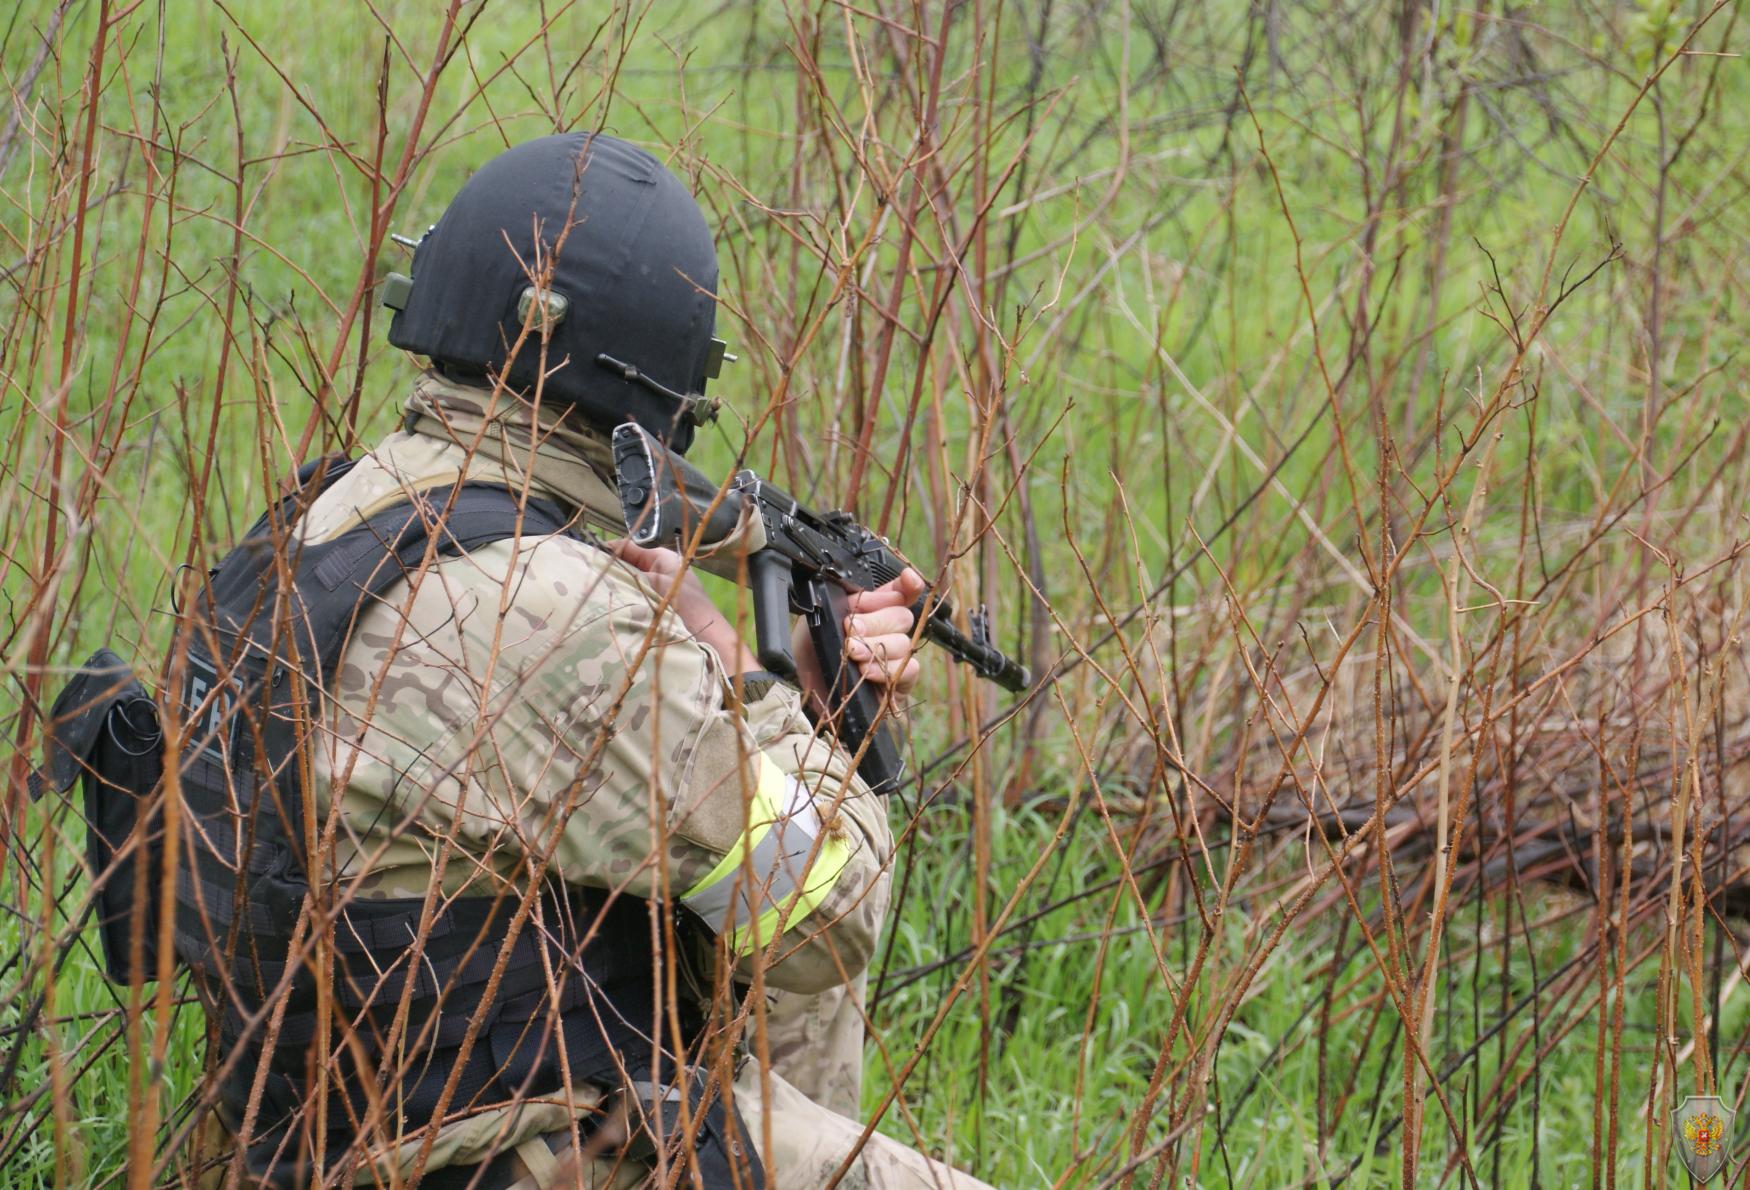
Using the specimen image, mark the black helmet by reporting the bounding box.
[383,132,728,454]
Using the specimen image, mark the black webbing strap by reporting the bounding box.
[285,483,577,678]
[201,480,574,666]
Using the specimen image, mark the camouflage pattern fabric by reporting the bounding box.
[764,975,868,1118]
[268,373,988,1187]
[728,1062,990,1190]
[450,1062,990,1189]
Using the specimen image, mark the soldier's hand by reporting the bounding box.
[793,567,927,710]
[610,539,760,674]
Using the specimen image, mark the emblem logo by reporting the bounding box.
[1675,1095,1735,1182]
[181,653,239,764]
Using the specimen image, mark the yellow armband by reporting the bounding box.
[680,756,854,955]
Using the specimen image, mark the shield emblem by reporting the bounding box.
[1675,1095,1735,1182]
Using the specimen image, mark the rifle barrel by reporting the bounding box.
[921,609,1031,692]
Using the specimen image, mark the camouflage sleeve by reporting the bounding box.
[624,598,894,997]
[725,684,894,993]
[325,532,890,996]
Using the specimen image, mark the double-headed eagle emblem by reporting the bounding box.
[1675,1095,1735,1182]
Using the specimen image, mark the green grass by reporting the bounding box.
[5,0,1749,1185]
[0,799,1693,1187]
[870,800,1703,1187]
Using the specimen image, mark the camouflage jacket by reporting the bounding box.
[295,373,893,1176]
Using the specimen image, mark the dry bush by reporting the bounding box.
[3,0,1749,1185]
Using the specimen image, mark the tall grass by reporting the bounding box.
[4,0,1750,1185]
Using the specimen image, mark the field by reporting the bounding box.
[3,0,1750,1185]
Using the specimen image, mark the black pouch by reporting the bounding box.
[36,647,167,983]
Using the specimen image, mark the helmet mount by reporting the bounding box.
[594,353,723,428]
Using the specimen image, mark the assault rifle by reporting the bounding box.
[612,422,1030,796]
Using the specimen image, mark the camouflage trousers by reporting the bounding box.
[483,977,991,1189]
[738,976,990,1189]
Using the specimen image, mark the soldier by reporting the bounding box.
[168,132,993,1187]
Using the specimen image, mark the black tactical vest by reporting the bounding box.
[44,457,761,1187]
